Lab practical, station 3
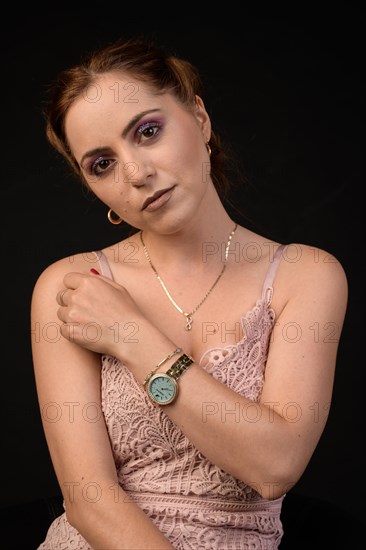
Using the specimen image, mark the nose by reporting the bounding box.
[117,149,155,188]
[122,161,144,187]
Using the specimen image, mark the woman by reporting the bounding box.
[31,37,348,549]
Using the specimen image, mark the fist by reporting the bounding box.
[56,271,144,358]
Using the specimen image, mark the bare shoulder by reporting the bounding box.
[277,242,348,316]
[32,252,97,291]
[281,242,348,289]
[239,228,348,296]
[31,251,99,312]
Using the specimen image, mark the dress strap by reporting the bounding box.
[261,244,287,299]
[91,250,114,280]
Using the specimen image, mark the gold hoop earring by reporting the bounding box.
[107,209,123,225]
[206,142,212,156]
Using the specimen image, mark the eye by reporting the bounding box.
[136,121,162,143]
[88,156,117,177]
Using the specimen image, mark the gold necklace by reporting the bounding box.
[140,224,238,331]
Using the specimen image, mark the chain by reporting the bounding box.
[140,224,237,331]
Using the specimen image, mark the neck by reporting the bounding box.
[140,210,236,276]
[140,215,238,332]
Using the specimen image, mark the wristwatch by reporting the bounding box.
[146,354,194,406]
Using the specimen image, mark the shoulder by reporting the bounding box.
[277,242,348,316]
[31,251,99,304]
[280,242,348,289]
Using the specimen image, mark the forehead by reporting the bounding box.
[66,73,160,124]
[65,73,178,154]
[84,72,157,105]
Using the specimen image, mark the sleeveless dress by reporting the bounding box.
[37,244,287,550]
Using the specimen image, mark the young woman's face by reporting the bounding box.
[65,72,212,233]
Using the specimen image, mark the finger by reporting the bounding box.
[88,270,127,291]
[64,269,126,293]
[56,288,69,307]
[64,270,121,290]
[63,271,88,289]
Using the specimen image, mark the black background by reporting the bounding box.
[1,5,364,537]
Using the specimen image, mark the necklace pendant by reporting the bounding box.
[184,314,193,331]
[140,224,237,334]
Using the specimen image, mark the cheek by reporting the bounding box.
[85,168,124,200]
[165,133,207,182]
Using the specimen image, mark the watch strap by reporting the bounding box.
[166,353,194,380]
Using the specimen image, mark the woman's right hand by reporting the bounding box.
[55,270,148,361]
[55,269,177,379]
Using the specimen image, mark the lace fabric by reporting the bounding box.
[37,245,286,549]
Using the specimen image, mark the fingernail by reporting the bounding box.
[90,268,100,275]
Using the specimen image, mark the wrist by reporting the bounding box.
[143,347,183,388]
[118,319,178,382]
[145,353,195,406]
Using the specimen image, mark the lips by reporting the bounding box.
[142,186,175,211]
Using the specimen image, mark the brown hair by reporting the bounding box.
[45,37,236,200]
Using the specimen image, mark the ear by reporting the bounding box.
[194,94,211,142]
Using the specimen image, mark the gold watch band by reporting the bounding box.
[166,354,194,380]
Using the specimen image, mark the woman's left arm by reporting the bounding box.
[150,245,348,499]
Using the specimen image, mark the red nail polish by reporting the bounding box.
[90,268,100,275]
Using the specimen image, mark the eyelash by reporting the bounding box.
[87,120,163,177]
[136,120,162,141]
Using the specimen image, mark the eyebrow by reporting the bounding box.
[79,108,162,167]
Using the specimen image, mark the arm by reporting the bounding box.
[152,245,348,498]
[52,245,348,501]
[31,257,173,549]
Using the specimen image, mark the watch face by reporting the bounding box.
[147,373,177,405]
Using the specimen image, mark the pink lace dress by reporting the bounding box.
[38,244,287,550]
